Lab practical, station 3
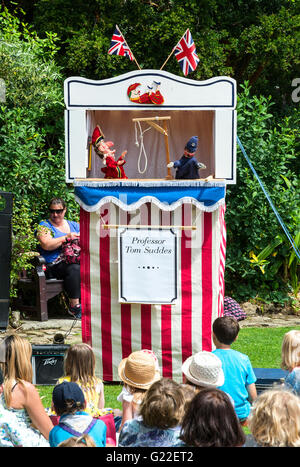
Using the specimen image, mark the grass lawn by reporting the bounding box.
[37,325,300,409]
[231,325,300,368]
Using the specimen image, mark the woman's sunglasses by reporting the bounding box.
[49,208,64,214]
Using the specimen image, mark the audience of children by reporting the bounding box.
[55,343,112,417]
[2,320,300,448]
[245,387,300,447]
[49,381,107,447]
[212,316,257,424]
[118,378,185,447]
[0,335,52,446]
[179,387,246,447]
[281,330,300,396]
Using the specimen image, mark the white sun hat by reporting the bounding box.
[182,351,224,387]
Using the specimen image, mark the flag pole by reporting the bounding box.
[116,24,141,70]
[159,46,176,71]
[160,29,188,71]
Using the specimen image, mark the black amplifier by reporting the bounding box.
[31,344,70,385]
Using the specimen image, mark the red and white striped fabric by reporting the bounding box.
[80,202,226,382]
[217,204,226,318]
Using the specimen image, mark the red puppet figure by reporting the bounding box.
[127,82,164,105]
[92,125,128,179]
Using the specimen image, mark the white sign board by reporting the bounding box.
[118,228,178,304]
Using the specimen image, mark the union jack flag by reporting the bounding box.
[174,29,199,76]
[108,26,134,61]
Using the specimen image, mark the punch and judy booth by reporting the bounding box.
[64,69,237,381]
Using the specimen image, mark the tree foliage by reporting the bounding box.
[0,4,299,303]
[0,6,78,217]
[225,83,299,303]
[6,0,299,113]
[0,6,79,293]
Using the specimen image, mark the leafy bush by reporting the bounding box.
[1,7,299,306]
[0,7,79,295]
[225,83,299,304]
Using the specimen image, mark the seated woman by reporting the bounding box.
[36,197,81,319]
[0,335,53,447]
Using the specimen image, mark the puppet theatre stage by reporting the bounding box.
[76,180,226,382]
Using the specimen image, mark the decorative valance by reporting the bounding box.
[74,180,226,213]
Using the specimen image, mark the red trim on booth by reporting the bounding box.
[181,204,192,363]
[121,304,132,358]
[100,206,113,380]
[202,212,212,350]
[80,208,92,346]
[120,210,132,358]
[161,305,172,377]
[141,305,152,350]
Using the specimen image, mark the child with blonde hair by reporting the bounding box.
[56,343,111,417]
[0,335,52,446]
[281,330,300,395]
[246,388,300,447]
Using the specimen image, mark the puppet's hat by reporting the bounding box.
[127,82,141,97]
[92,125,104,146]
[185,136,198,153]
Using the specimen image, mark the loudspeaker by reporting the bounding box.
[0,192,13,330]
[31,344,69,385]
[254,368,288,394]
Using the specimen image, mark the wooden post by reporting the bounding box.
[87,136,92,171]
[164,120,173,180]
[102,224,196,230]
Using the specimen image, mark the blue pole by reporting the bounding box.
[237,135,300,262]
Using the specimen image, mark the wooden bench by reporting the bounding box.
[11,255,65,322]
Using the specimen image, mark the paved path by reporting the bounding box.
[2,308,300,347]
[1,317,82,346]
[240,313,300,328]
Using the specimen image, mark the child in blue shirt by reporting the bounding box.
[212,316,257,423]
[49,382,106,447]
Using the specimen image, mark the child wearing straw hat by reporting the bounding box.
[116,350,160,432]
